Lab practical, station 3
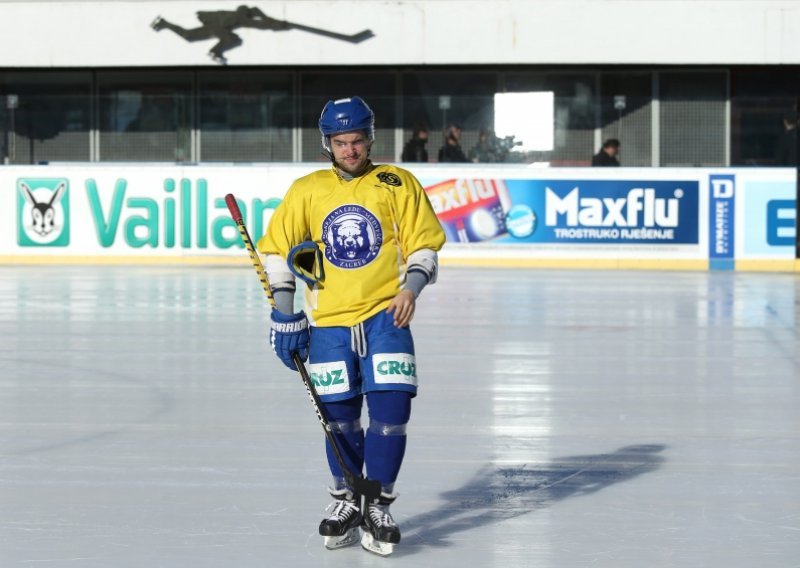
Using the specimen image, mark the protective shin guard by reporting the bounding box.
[364,391,412,491]
[323,397,364,485]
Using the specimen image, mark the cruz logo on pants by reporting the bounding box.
[372,353,417,387]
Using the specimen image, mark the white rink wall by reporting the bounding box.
[2,0,800,66]
[1,164,796,270]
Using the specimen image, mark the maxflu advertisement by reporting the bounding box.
[423,177,700,246]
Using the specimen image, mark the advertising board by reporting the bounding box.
[1,164,797,271]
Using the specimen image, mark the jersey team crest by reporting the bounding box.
[322,204,383,269]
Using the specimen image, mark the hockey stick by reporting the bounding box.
[224,194,381,502]
[284,23,374,44]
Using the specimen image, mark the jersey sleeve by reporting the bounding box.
[256,182,310,257]
[394,171,446,258]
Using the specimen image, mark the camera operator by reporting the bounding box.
[469,128,521,163]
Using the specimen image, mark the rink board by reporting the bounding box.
[0,164,796,271]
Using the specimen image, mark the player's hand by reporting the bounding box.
[386,290,416,328]
[270,310,309,370]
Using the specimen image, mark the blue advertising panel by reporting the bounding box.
[742,181,796,257]
[423,178,700,246]
[708,174,735,270]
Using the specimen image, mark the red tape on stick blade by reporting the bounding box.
[225,194,243,222]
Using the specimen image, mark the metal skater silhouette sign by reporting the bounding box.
[151,5,375,64]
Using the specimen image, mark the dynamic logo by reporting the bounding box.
[17,178,70,247]
[322,204,382,269]
[709,175,735,265]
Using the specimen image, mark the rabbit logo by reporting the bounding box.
[17,178,70,246]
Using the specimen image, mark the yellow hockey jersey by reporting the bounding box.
[258,163,445,327]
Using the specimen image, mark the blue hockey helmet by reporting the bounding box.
[318,96,375,151]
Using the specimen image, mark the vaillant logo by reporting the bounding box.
[151,5,374,64]
[17,178,70,247]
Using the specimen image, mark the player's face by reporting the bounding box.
[330,131,370,175]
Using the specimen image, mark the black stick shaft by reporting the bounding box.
[293,353,381,500]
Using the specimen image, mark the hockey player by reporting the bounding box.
[257,96,445,555]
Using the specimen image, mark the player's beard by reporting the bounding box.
[335,150,370,176]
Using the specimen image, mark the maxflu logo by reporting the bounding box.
[17,178,70,246]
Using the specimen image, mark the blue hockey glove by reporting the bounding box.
[270,310,309,371]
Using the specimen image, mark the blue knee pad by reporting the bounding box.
[365,391,412,492]
[323,396,364,488]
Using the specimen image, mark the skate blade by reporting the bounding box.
[360,531,394,557]
[323,528,360,550]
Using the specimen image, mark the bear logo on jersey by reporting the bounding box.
[322,204,383,269]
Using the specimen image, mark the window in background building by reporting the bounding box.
[731,68,800,166]
[599,72,653,167]
[300,71,397,163]
[402,71,497,163]
[198,71,293,162]
[505,72,596,166]
[659,71,727,167]
[493,91,554,164]
[0,72,91,164]
[98,72,193,162]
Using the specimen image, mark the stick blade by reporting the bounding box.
[348,30,375,43]
[353,476,382,501]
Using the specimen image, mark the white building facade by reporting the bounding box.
[0,0,798,166]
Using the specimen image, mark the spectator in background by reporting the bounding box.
[401,122,429,162]
[592,138,621,167]
[438,124,469,163]
[469,128,494,163]
[774,111,798,166]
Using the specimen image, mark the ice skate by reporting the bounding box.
[319,488,362,550]
[361,492,400,556]
[208,51,228,65]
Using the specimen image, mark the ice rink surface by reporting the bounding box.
[1,265,798,567]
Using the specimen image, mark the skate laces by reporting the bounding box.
[327,498,358,522]
[367,503,396,528]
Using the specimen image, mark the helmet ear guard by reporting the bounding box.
[319,96,375,152]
